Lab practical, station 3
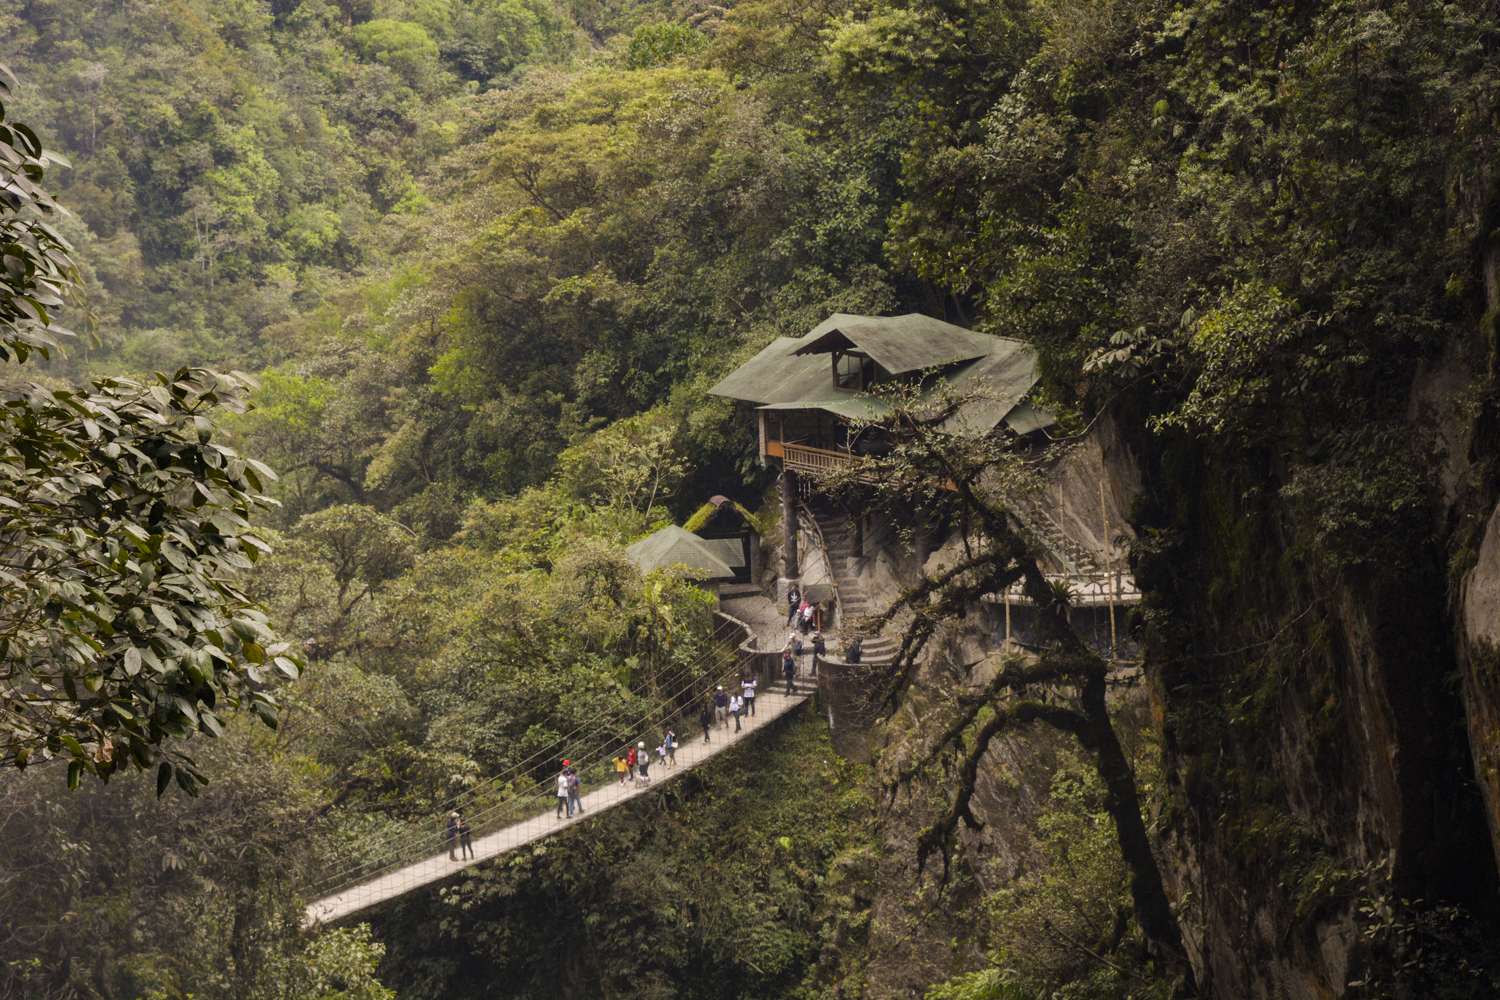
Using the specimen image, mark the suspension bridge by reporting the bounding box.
[303,683,810,925]
[298,573,866,927]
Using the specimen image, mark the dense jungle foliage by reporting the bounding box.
[2,0,1499,997]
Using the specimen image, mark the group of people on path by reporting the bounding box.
[444,810,474,861]
[611,732,677,788]
[698,672,758,741]
[785,584,863,669]
[442,585,869,857]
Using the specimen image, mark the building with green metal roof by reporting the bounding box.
[709,312,1050,478]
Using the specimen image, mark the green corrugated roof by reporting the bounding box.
[792,314,990,375]
[707,337,827,406]
[626,526,736,579]
[1002,400,1054,436]
[699,537,746,569]
[709,312,1047,436]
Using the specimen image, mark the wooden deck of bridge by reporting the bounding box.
[304,687,810,925]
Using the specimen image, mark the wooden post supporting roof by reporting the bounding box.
[781,467,799,578]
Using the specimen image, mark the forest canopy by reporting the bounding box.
[1,0,1498,997]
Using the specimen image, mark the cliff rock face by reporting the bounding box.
[1124,321,1500,996]
[1462,502,1500,866]
[825,385,1500,998]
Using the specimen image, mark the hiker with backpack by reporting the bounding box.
[565,761,584,816]
[636,742,651,784]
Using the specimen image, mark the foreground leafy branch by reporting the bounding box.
[0,67,295,793]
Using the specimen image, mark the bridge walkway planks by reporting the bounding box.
[304,687,809,926]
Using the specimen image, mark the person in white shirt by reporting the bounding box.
[729,693,744,732]
[741,673,757,716]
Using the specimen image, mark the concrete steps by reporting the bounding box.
[806,505,898,665]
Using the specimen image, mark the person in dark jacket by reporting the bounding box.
[845,637,863,664]
[713,685,730,728]
[783,653,795,695]
[811,632,826,676]
[565,762,584,815]
[699,703,713,743]
[786,584,801,625]
[445,811,460,860]
[457,811,474,860]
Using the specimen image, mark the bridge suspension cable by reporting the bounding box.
[303,635,758,899]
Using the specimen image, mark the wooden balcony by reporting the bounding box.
[782,443,854,475]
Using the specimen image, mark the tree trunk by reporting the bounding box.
[1080,670,1198,992]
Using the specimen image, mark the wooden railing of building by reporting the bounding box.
[782,443,850,474]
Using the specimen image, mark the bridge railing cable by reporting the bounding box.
[303,639,747,899]
[304,652,739,901]
[300,639,737,888]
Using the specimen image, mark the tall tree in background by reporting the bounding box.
[0,66,294,793]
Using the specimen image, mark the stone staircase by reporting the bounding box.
[806,506,899,665]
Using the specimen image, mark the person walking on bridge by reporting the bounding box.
[713,685,730,729]
[729,692,743,732]
[556,768,571,819]
[457,811,474,861]
[565,761,584,816]
[783,651,795,695]
[741,672,757,716]
[636,742,652,784]
[664,727,677,766]
[626,745,639,783]
[699,703,713,743]
[445,811,460,860]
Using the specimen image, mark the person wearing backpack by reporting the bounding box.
[636,742,651,783]
[566,763,584,815]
